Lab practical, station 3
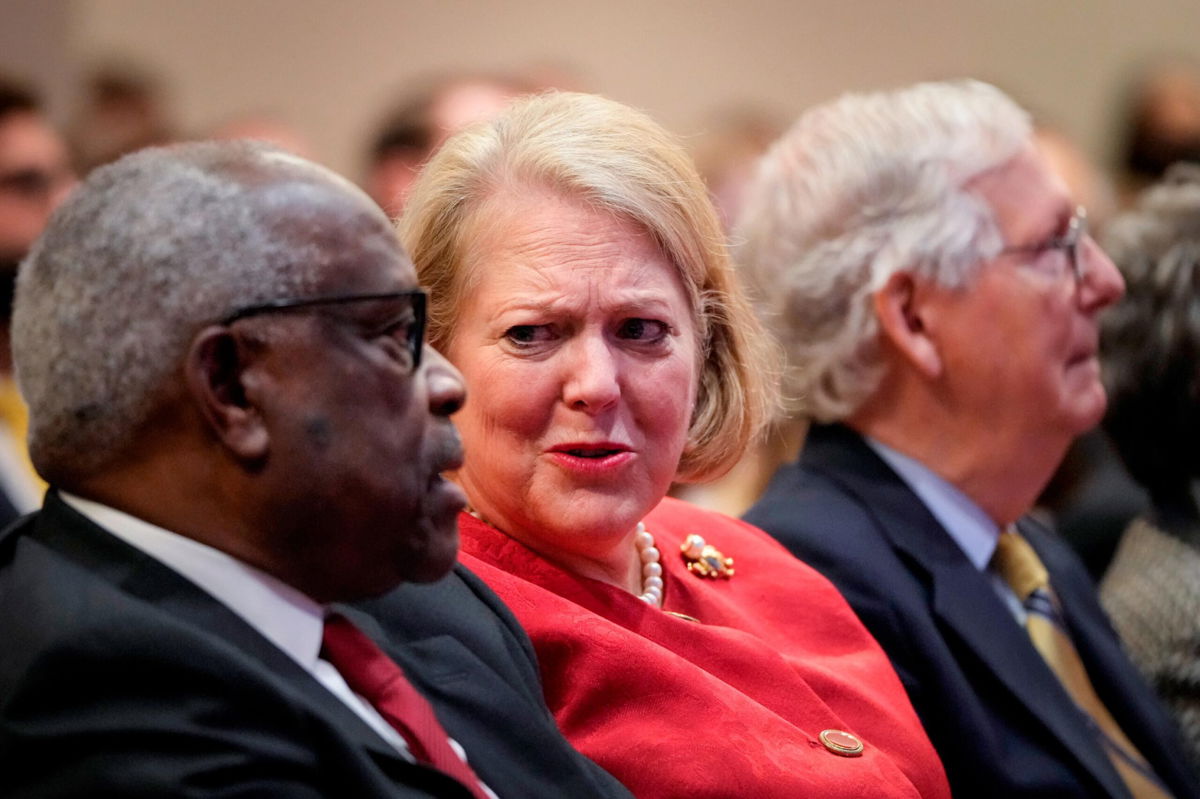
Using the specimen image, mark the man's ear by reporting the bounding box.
[185,326,269,461]
[873,271,942,379]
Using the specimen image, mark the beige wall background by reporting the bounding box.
[4,0,1200,180]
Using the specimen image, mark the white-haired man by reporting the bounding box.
[0,141,632,799]
[741,80,1199,799]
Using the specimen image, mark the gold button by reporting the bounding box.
[819,729,864,757]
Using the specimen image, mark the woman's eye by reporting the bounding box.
[617,318,669,342]
[504,324,554,345]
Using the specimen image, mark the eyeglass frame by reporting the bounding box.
[220,289,427,372]
[997,205,1089,284]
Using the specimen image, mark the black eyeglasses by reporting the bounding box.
[221,289,427,372]
[998,205,1089,284]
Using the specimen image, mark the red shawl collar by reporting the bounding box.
[458,497,950,799]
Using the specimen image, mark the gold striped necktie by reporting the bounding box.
[991,528,1173,799]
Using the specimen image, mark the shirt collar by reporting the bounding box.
[59,491,326,671]
[864,436,1001,570]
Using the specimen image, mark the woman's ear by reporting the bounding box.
[185,326,269,461]
[873,271,942,379]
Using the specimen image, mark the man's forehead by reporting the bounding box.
[255,168,379,219]
[179,147,420,291]
[969,145,1073,241]
[252,173,397,254]
[307,224,418,294]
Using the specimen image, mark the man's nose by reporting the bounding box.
[422,345,466,417]
[1078,237,1125,311]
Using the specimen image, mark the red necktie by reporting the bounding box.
[321,613,490,799]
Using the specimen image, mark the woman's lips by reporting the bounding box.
[547,444,635,475]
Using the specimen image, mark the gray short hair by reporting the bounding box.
[1101,164,1200,492]
[400,91,779,482]
[735,79,1031,421]
[13,140,336,481]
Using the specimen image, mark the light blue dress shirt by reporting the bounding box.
[865,437,1026,623]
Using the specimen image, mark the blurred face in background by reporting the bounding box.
[0,111,74,262]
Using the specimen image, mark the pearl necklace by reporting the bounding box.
[470,508,665,606]
[634,522,664,606]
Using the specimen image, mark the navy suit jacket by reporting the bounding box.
[0,491,632,799]
[745,423,1199,799]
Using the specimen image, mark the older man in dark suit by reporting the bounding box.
[739,80,1199,799]
[0,141,631,799]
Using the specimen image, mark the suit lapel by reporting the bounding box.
[802,426,1128,797]
[28,493,410,768]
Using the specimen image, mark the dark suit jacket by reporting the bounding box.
[744,423,1200,799]
[0,486,20,531]
[0,491,632,799]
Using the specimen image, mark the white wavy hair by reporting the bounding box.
[734,79,1031,422]
[13,140,342,482]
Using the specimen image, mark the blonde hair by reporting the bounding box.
[399,91,778,481]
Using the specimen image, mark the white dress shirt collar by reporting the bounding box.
[59,490,325,670]
[54,492,503,786]
[864,438,1027,623]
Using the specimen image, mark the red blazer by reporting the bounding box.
[459,497,950,799]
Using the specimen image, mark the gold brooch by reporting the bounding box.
[680,534,734,579]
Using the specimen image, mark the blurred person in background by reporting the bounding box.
[69,63,174,175]
[691,107,785,232]
[740,79,1197,799]
[0,75,74,524]
[1098,163,1200,769]
[364,73,531,218]
[673,106,804,518]
[1119,60,1200,205]
[400,90,951,799]
[208,111,315,159]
